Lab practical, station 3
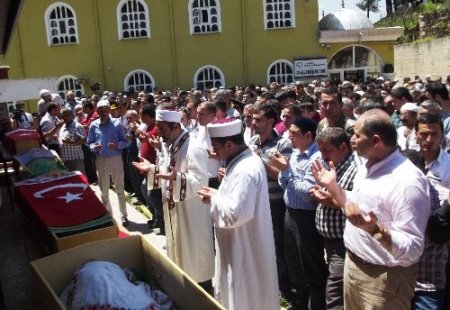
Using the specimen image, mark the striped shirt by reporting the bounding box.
[248,130,292,200]
[315,153,359,239]
[279,142,320,210]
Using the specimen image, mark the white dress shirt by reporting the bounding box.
[344,149,430,267]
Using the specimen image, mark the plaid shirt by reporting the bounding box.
[315,153,359,239]
[59,120,85,162]
[415,184,449,292]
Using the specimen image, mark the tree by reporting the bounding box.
[356,0,380,18]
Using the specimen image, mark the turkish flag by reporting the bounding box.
[14,172,108,228]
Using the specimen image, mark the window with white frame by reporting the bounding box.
[267,60,294,84]
[117,0,150,40]
[264,0,295,30]
[56,75,84,99]
[189,0,221,34]
[124,70,155,93]
[194,65,225,90]
[45,3,79,46]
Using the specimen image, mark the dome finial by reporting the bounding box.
[341,0,345,8]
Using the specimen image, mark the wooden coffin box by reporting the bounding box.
[31,236,225,309]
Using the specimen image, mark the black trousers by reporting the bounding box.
[285,208,328,310]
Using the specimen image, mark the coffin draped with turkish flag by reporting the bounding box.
[14,171,118,251]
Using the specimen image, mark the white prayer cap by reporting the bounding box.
[356,90,365,96]
[401,102,418,113]
[207,119,242,138]
[39,89,51,97]
[377,76,385,81]
[156,110,182,123]
[97,99,110,108]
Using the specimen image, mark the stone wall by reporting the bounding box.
[394,36,450,80]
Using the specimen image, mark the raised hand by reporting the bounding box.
[344,201,379,234]
[132,157,154,172]
[311,159,337,188]
[156,166,177,181]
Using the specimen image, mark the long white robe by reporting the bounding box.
[210,149,279,310]
[148,133,215,283]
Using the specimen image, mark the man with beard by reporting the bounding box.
[132,109,215,293]
[197,118,278,310]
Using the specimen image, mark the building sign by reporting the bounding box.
[294,58,328,78]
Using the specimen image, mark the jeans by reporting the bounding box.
[285,208,328,310]
[413,290,445,310]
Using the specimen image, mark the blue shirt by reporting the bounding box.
[279,142,321,210]
[87,117,127,157]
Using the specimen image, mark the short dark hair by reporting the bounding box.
[292,117,318,140]
[316,127,351,151]
[214,100,227,114]
[426,81,449,101]
[47,102,58,113]
[321,86,342,105]
[415,112,444,133]
[83,101,94,111]
[141,104,156,118]
[391,87,413,102]
[360,109,397,147]
[200,101,216,115]
[254,102,279,125]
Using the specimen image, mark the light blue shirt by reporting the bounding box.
[278,142,321,210]
[87,116,127,157]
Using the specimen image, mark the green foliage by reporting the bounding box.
[374,1,449,44]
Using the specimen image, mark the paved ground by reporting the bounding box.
[0,181,166,309]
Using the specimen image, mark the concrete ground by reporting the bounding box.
[0,182,166,309]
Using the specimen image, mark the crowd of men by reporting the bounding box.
[8,74,450,310]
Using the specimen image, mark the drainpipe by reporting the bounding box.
[93,0,106,90]
[240,0,248,85]
[168,0,178,88]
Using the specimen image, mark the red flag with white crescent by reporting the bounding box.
[15,172,108,227]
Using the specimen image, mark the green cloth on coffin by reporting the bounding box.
[25,157,67,177]
[48,213,113,235]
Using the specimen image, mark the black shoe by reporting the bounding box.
[157,226,165,235]
[147,219,155,229]
[122,217,129,227]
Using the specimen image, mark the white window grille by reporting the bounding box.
[267,60,294,84]
[264,0,295,30]
[117,0,150,40]
[45,3,79,46]
[193,65,225,90]
[124,69,155,93]
[189,0,221,34]
[56,75,84,99]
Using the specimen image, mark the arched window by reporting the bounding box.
[328,45,383,82]
[264,0,295,30]
[56,75,84,99]
[117,0,150,40]
[124,69,155,93]
[45,3,79,46]
[267,60,294,84]
[193,65,225,90]
[189,0,222,35]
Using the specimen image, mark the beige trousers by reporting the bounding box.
[95,154,128,218]
[344,252,417,310]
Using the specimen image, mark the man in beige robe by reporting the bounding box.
[133,110,215,291]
